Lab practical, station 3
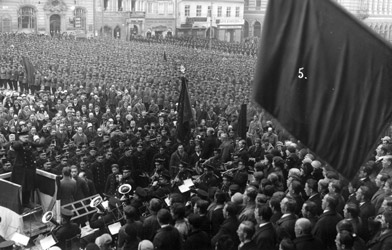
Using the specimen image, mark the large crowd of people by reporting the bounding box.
[0,32,392,250]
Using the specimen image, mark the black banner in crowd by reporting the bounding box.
[253,0,392,179]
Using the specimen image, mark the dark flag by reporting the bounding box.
[163,51,167,61]
[177,77,193,142]
[21,56,36,85]
[253,0,392,180]
[237,104,247,140]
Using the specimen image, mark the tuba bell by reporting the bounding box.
[42,211,60,227]
[118,184,132,206]
[118,184,132,195]
[90,196,106,214]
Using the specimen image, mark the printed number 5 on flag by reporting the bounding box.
[298,67,307,80]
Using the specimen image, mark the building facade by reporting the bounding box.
[242,0,267,39]
[243,0,392,44]
[177,0,244,42]
[337,0,392,43]
[1,0,391,43]
[0,0,95,37]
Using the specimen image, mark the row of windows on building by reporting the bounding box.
[335,0,392,15]
[368,0,392,14]
[369,23,392,41]
[146,1,174,14]
[0,6,87,31]
[184,5,241,18]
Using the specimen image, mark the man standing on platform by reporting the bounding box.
[11,130,40,209]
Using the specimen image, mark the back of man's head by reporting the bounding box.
[149,198,162,213]
[157,208,171,225]
[295,218,312,237]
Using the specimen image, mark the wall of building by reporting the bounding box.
[177,0,243,42]
[1,0,391,43]
[0,0,95,35]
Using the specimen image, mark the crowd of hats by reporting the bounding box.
[0,33,261,121]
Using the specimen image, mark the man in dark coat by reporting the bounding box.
[237,221,258,250]
[11,131,41,208]
[184,214,211,250]
[211,201,240,247]
[253,204,277,250]
[117,205,143,249]
[142,198,162,241]
[54,209,81,250]
[201,128,220,159]
[276,197,298,240]
[357,185,376,242]
[293,218,324,250]
[312,194,343,250]
[153,208,182,250]
[169,144,189,178]
[305,178,323,216]
[70,165,89,200]
[368,210,392,250]
[90,154,109,195]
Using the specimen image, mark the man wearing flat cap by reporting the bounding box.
[195,164,219,192]
[148,170,172,199]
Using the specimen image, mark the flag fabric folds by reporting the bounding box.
[21,56,36,85]
[237,104,247,140]
[253,0,392,180]
[177,77,193,142]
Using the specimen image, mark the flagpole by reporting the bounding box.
[209,0,212,50]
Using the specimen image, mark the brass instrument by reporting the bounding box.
[41,211,61,242]
[42,211,60,227]
[193,173,206,183]
[139,201,150,218]
[40,211,60,248]
[118,184,133,206]
[90,196,107,214]
[221,166,241,175]
[201,156,214,167]
[90,195,124,232]
[171,169,184,188]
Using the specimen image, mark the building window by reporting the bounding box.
[148,2,153,13]
[0,17,12,33]
[208,6,211,17]
[164,2,168,14]
[168,2,173,14]
[153,2,158,13]
[74,7,86,30]
[217,6,222,17]
[185,5,190,16]
[226,7,231,17]
[158,2,164,14]
[256,0,261,10]
[18,7,36,29]
[235,6,240,17]
[196,5,202,16]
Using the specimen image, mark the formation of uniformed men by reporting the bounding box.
[1,33,392,250]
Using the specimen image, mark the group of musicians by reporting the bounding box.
[44,145,255,249]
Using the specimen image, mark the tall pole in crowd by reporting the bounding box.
[101,0,104,36]
[209,0,212,50]
[93,0,96,36]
